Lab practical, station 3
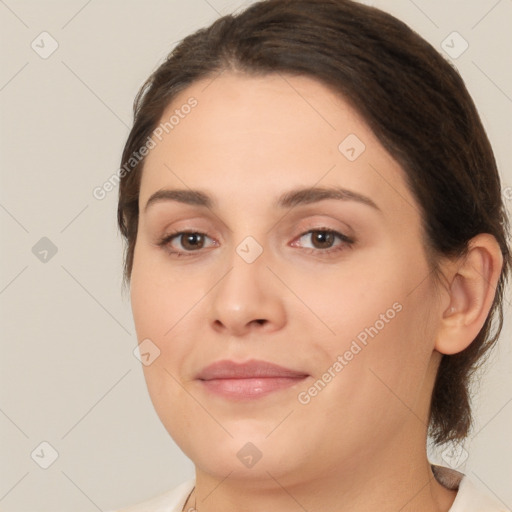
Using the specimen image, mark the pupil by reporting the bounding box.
[184,233,202,249]
[314,231,333,248]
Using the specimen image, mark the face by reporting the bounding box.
[130,72,443,486]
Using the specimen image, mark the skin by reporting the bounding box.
[129,72,503,511]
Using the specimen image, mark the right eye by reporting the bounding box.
[156,230,218,257]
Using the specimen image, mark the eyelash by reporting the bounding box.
[156,228,355,258]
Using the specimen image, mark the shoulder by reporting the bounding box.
[106,478,195,512]
[447,472,507,511]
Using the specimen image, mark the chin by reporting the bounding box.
[173,423,297,475]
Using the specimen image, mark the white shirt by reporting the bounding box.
[109,469,508,512]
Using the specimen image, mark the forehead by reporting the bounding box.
[139,72,417,218]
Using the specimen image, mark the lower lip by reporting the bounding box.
[199,376,308,399]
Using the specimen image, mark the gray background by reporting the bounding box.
[0,0,511,510]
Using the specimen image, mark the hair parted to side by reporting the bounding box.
[117,0,511,446]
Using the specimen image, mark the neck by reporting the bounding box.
[187,427,457,512]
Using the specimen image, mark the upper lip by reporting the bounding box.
[196,359,309,380]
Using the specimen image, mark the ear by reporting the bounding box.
[435,234,504,355]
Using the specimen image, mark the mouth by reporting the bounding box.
[196,359,309,400]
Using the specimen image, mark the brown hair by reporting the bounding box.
[117,0,511,445]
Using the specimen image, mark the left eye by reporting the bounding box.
[292,229,354,254]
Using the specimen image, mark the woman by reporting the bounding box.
[113,0,510,510]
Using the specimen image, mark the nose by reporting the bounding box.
[207,248,287,337]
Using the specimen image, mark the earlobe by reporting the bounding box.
[435,234,504,356]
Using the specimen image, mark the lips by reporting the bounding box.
[197,359,308,380]
[196,359,309,399]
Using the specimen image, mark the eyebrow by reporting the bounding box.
[143,186,381,213]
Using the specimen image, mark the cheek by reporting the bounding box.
[130,257,196,435]
[345,278,437,416]
[303,244,437,404]
[292,283,437,458]
[130,241,193,339]
[293,258,410,356]
[129,246,187,395]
